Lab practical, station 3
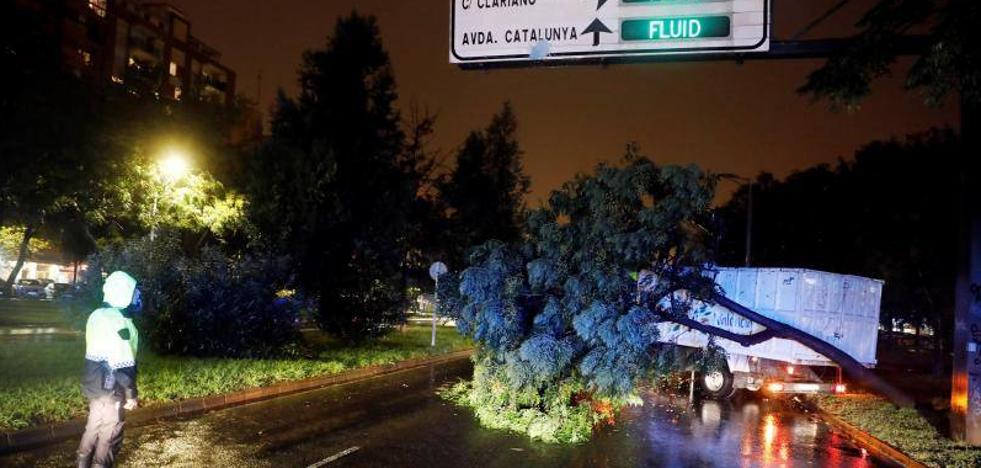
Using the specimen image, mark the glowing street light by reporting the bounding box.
[150,149,192,241]
[158,151,190,183]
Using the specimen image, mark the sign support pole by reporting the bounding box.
[428,261,448,349]
[432,277,438,348]
[689,370,696,404]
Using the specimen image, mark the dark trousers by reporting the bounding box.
[77,395,125,468]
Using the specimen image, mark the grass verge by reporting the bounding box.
[0,300,68,328]
[0,325,470,432]
[815,394,981,467]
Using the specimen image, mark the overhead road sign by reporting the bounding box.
[450,0,771,66]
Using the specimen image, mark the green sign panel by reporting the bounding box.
[621,16,731,42]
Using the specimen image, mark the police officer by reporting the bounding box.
[77,271,141,468]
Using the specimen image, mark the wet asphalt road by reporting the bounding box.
[2,358,884,467]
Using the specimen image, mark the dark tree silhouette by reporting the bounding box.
[719,130,960,374]
[440,102,530,268]
[0,4,116,292]
[800,0,979,108]
[249,13,432,340]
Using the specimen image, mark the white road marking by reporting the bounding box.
[306,446,361,467]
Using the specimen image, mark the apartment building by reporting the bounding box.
[16,0,236,105]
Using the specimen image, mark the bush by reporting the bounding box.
[73,234,303,358]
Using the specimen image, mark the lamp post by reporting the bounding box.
[720,174,755,267]
[150,151,190,241]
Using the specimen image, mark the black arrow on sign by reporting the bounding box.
[597,0,608,9]
[582,18,612,46]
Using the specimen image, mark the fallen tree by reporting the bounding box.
[439,153,912,444]
[438,155,722,443]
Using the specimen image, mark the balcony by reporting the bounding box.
[129,36,163,63]
[201,75,228,92]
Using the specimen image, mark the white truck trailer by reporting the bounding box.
[647,267,884,399]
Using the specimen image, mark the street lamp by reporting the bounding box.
[158,151,190,183]
[720,173,755,268]
[150,150,191,241]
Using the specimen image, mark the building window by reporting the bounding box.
[88,0,107,18]
[78,50,93,66]
[173,19,189,42]
[170,49,186,77]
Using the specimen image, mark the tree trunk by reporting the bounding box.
[716,294,915,407]
[3,225,37,294]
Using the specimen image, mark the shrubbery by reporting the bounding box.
[439,155,718,443]
[73,234,304,358]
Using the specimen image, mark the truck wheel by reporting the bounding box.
[700,367,736,400]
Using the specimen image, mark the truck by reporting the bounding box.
[645,267,884,399]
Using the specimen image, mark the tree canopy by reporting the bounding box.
[800,0,980,108]
[0,3,123,288]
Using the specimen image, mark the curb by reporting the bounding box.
[810,406,927,468]
[0,349,473,455]
[0,327,79,336]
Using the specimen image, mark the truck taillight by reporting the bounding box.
[786,366,795,375]
[835,384,847,394]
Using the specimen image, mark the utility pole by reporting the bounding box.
[720,174,755,267]
[745,180,754,268]
[950,97,981,443]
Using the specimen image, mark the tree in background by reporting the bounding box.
[439,152,719,442]
[440,102,531,268]
[718,129,960,372]
[0,2,251,292]
[0,3,120,292]
[800,0,978,109]
[248,13,433,341]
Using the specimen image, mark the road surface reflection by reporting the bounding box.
[1,358,881,467]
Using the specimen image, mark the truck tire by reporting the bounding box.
[700,366,736,400]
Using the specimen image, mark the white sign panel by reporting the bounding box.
[429,261,449,281]
[450,0,770,65]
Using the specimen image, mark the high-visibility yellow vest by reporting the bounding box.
[84,308,138,369]
[84,271,139,369]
